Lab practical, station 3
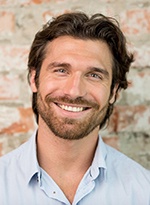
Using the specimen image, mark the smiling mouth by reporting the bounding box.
[56,103,90,112]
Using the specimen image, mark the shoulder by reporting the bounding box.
[0,141,27,170]
[0,133,35,174]
[104,143,150,184]
[0,131,36,169]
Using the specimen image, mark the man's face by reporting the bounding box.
[30,36,116,140]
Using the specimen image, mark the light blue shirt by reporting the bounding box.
[0,130,150,205]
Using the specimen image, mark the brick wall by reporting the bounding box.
[0,0,150,169]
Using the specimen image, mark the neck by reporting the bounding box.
[37,122,99,174]
[36,119,99,203]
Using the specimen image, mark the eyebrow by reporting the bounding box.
[47,62,110,79]
[47,62,70,70]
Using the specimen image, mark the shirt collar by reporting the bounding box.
[21,131,108,184]
[19,130,40,185]
[90,134,107,180]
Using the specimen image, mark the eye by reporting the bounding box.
[90,73,100,78]
[54,68,66,73]
[87,72,103,80]
[53,68,69,77]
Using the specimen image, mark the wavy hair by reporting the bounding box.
[28,12,134,128]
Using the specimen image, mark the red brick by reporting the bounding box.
[0,107,35,134]
[0,0,17,5]
[19,107,35,132]
[109,105,150,133]
[131,44,150,67]
[31,0,51,4]
[0,74,20,100]
[120,8,150,35]
[0,11,15,34]
[117,69,150,105]
[20,0,52,5]
[0,142,2,156]
[0,45,29,71]
[0,0,53,5]
[128,69,150,102]
[42,9,72,23]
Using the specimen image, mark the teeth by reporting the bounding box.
[59,104,84,112]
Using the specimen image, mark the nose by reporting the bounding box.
[62,73,87,98]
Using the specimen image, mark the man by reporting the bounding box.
[0,12,150,205]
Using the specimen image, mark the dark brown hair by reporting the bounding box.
[28,12,134,128]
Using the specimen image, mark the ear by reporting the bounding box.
[29,70,37,93]
[109,84,119,104]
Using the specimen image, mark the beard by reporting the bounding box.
[36,92,109,140]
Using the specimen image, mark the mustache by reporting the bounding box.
[45,95,99,109]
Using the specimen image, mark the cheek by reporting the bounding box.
[38,77,63,98]
[92,87,111,107]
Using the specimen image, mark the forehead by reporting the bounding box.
[44,36,113,74]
